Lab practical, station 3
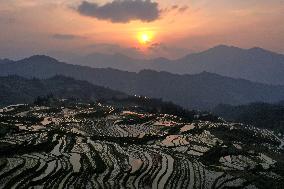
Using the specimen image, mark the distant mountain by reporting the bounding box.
[70,52,172,72]
[66,45,284,85]
[75,52,145,72]
[0,75,126,106]
[1,55,284,109]
[213,102,284,133]
[0,58,12,64]
[174,45,284,85]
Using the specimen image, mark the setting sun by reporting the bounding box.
[137,32,154,45]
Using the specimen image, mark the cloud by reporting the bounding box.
[148,43,190,59]
[77,0,160,23]
[171,5,179,10]
[162,4,189,14]
[0,17,16,24]
[87,42,190,59]
[178,6,189,13]
[0,11,16,25]
[87,43,144,58]
[51,34,83,40]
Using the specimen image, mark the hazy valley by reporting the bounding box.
[1,52,284,110]
[61,45,284,85]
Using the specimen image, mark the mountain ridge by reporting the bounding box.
[3,44,284,84]
[1,56,284,109]
[44,45,284,85]
[0,75,127,106]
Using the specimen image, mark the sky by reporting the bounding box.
[0,0,283,60]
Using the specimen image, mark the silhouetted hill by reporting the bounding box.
[0,75,126,106]
[175,45,284,85]
[1,55,284,109]
[125,70,284,109]
[0,58,13,64]
[65,45,284,85]
[213,102,284,133]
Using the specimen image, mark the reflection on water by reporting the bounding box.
[70,153,81,173]
[129,157,143,173]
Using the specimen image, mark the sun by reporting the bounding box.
[141,34,149,43]
[137,31,153,45]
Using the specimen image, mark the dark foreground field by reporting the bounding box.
[0,101,283,189]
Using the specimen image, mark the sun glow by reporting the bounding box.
[137,31,154,45]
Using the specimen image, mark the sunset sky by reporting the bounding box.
[0,0,283,60]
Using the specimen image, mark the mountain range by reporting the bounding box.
[1,55,284,109]
[213,102,284,133]
[0,75,126,107]
[62,45,284,85]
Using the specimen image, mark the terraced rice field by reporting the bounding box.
[0,103,283,188]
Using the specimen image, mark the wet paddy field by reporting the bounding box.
[0,103,283,189]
